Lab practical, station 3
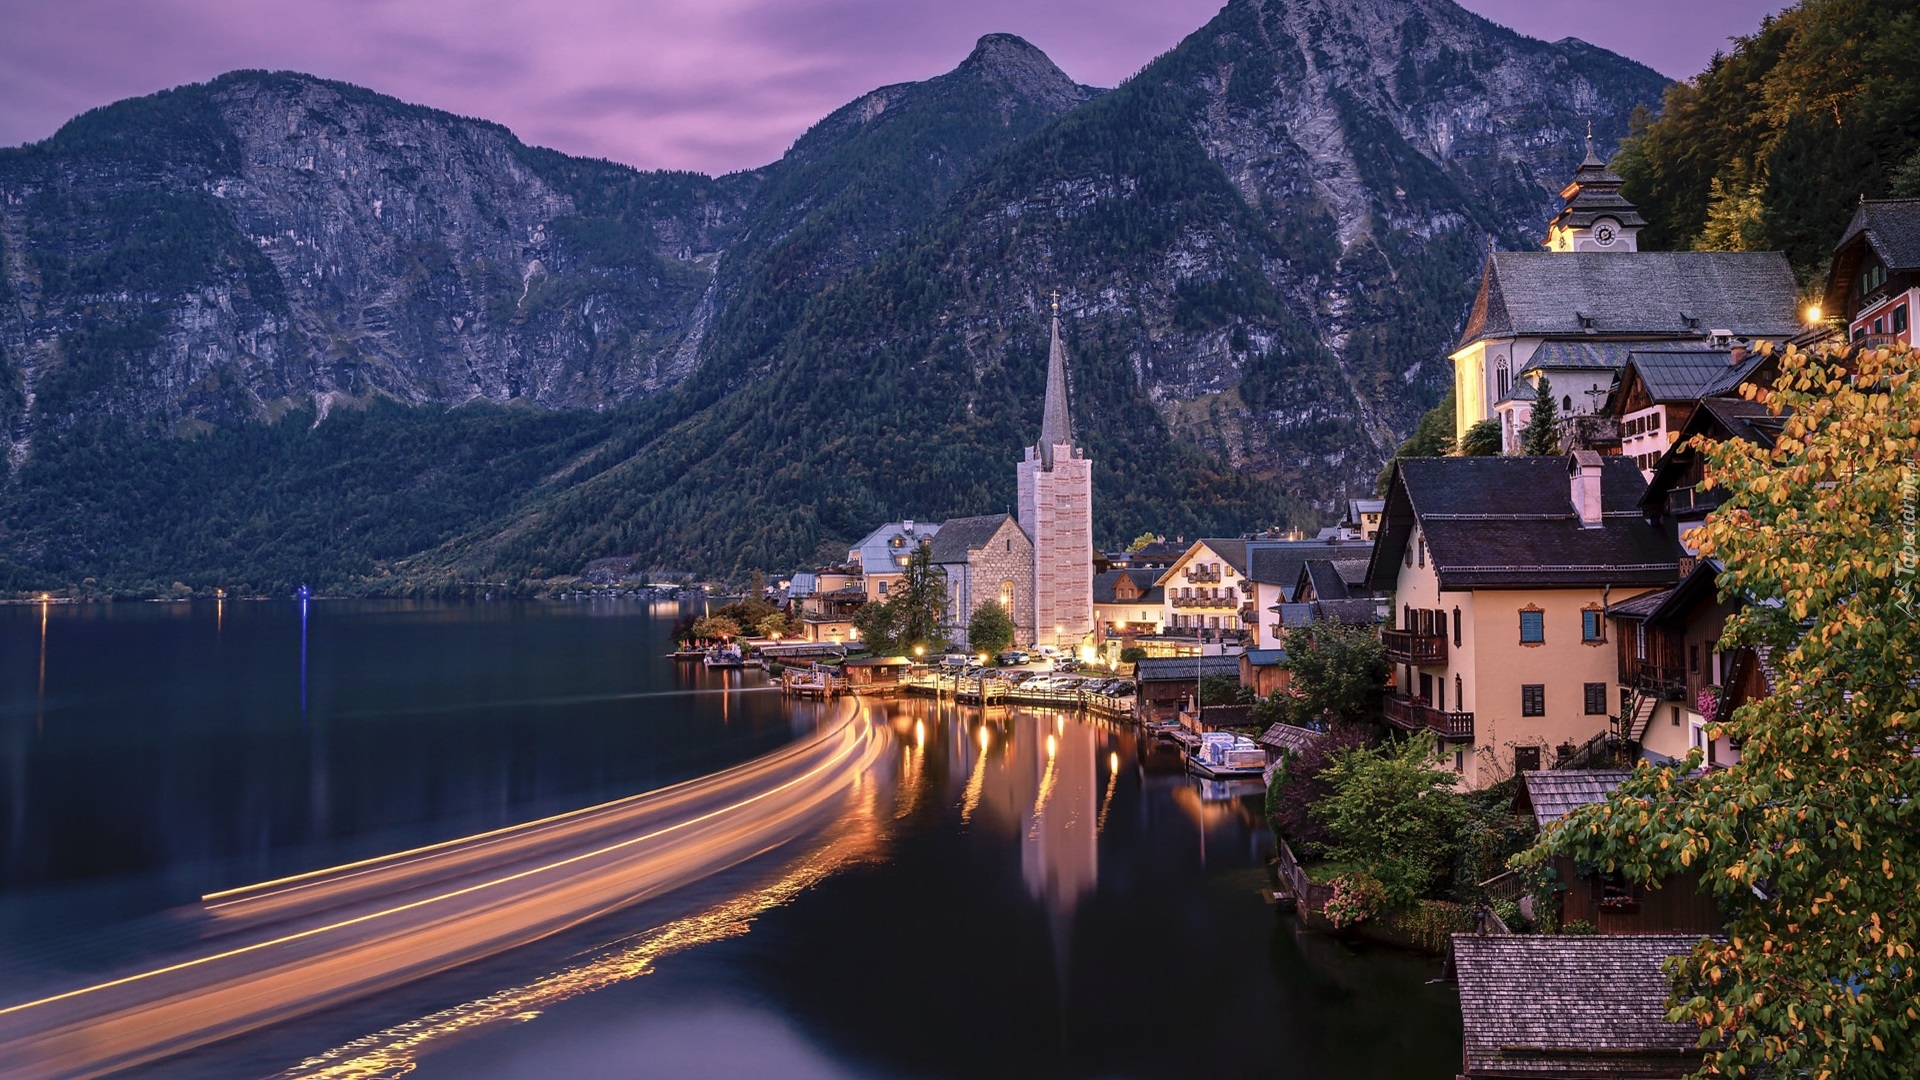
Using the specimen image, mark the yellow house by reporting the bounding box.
[1366,453,1681,789]
[1154,539,1250,643]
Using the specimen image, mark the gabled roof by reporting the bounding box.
[1298,558,1368,602]
[1368,456,1680,591]
[1347,497,1385,518]
[848,520,938,571]
[1457,251,1801,350]
[1454,934,1712,1077]
[1245,540,1374,589]
[1620,344,1767,404]
[1518,769,1631,829]
[1640,395,1787,513]
[1824,198,1920,313]
[927,514,1021,564]
[1134,655,1244,682]
[1118,540,1187,565]
[1093,568,1163,606]
[1606,587,1672,621]
[1153,539,1251,587]
[1256,723,1324,756]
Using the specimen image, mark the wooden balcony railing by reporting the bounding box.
[1185,566,1222,583]
[1666,484,1728,517]
[1384,694,1474,740]
[1381,628,1447,665]
[1628,661,1687,700]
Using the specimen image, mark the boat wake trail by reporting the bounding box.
[0,704,886,1080]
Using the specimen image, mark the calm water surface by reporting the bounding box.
[0,601,1461,1078]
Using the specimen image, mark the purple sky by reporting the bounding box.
[0,0,1786,175]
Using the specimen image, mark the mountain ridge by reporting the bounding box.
[0,5,1672,592]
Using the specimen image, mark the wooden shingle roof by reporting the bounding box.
[1256,723,1325,756]
[1454,934,1710,1077]
[1518,769,1630,829]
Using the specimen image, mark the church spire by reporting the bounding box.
[1038,293,1073,468]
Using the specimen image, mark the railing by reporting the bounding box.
[1185,567,1222,583]
[1381,628,1447,665]
[1384,694,1474,739]
[1666,484,1728,517]
[1557,414,1621,452]
[1275,837,1336,914]
[1628,661,1687,700]
[1171,594,1240,609]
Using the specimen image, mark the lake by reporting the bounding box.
[0,600,1461,1078]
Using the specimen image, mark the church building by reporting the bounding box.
[1450,134,1802,452]
[1016,300,1095,651]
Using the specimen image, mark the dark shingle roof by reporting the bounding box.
[1837,197,1920,271]
[1458,251,1801,350]
[1257,723,1325,755]
[1521,339,1636,372]
[1454,934,1711,1076]
[927,514,1019,564]
[1607,588,1673,620]
[1519,769,1631,829]
[1303,560,1350,600]
[1247,540,1374,588]
[1093,568,1162,606]
[1621,345,1767,403]
[1134,655,1244,682]
[1369,457,1680,590]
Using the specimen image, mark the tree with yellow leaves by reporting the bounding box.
[1521,340,1919,1078]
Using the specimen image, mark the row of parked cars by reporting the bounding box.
[982,670,1135,697]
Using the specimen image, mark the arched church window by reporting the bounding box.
[1496,357,1511,398]
[1563,395,1573,412]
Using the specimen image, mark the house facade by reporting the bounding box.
[846,520,939,602]
[1823,197,1919,347]
[1245,540,1373,650]
[1155,539,1250,641]
[1367,454,1680,788]
[1093,568,1164,638]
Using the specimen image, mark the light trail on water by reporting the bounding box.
[0,702,887,1080]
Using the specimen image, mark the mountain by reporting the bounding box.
[0,0,1669,594]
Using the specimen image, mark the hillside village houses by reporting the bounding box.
[774,139,1901,809]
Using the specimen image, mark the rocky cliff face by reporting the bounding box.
[0,0,1672,587]
[0,72,748,463]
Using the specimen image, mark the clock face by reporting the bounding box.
[1594,222,1617,247]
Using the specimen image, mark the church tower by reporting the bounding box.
[1016,297,1094,651]
[1545,126,1645,252]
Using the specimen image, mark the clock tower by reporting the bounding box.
[1545,126,1644,253]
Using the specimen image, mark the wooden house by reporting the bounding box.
[843,656,913,695]
[1519,770,1722,935]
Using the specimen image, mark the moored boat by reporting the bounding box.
[1188,732,1266,778]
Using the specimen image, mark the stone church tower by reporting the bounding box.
[1016,300,1094,650]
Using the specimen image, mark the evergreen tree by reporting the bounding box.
[966,600,1015,657]
[1518,376,1560,456]
[1458,417,1502,456]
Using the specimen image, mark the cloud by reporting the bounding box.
[0,0,1785,175]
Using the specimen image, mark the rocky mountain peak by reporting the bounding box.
[958,34,1093,110]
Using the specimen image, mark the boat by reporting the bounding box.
[1188,732,1267,778]
[669,645,707,662]
[703,643,746,668]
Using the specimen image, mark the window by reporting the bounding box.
[1519,606,1545,645]
[1522,684,1545,716]
[877,580,888,595]
[1671,704,1682,727]
[1403,604,1412,631]
[1454,675,1463,709]
[1438,609,1448,641]
[1405,541,1413,568]
[1689,643,1700,674]
[1453,607,1462,647]
[1582,607,1604,644]
[1585,682,1608,715]
[1563,395,1573,412]
[1896,305,1910,334]
[1496,357,1511,398]
[1514,746,1541,772]
[1875,316,1886,335]
[1634,621,1646,660]
[1417,536,1425,568]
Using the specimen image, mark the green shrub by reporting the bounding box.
[1322,872,1386,929]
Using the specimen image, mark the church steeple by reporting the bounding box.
[1036,292,1074,468]
[1546,124,1645,252]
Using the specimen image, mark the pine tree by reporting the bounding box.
[1519,376,1560,456]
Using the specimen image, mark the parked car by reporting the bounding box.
[939,653,971,668]
[996,650,1030,665]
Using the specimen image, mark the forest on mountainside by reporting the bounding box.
[1614,0,1920,282]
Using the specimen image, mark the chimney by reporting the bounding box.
[903,519,914,533]
[1728,341,1748,367]
[1569,451,1605,528]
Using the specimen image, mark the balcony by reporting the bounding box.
[1381,628,1447,665]
[1384,695,1474,740]
[1666,484,1728,518]
[1185,567,1222,583]
[1628,660,1687,700]
[1171,594,1240,609]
